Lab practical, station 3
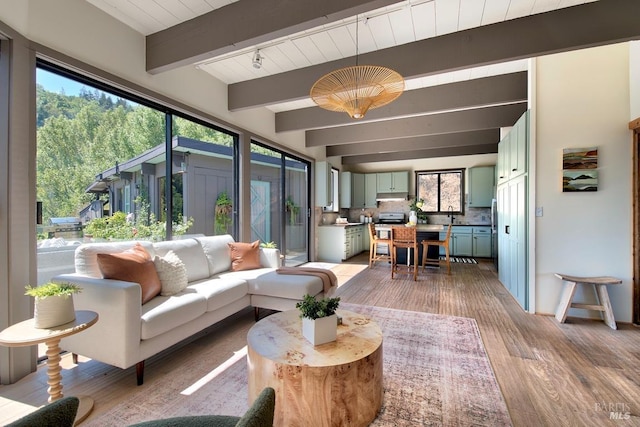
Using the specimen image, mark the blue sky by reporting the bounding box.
[36,68,132,105]
[37,68,88,96]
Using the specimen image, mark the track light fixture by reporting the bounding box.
[252,49,263,69]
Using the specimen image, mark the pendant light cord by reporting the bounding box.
[356,16,359,68]
[355,16,359,109]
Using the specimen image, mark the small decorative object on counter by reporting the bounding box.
[25,282,82,329]
[409,211,418,225]
[296,293,341,346]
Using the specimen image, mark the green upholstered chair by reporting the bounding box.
[128,387,276,427]
[7,396,79,427]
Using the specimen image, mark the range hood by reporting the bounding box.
[376,192,408,202]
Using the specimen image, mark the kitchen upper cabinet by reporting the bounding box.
[352,173,366,208]
[497,135,509,185]
[340,172,376,209]
[340,172,358,209]
[497,111,529,185]
[377,171,409,193]
[365,173,378,208]
[315,161,333,207]
[510,111,528,179]
[468,166,495,207]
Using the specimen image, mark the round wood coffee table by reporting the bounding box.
[247,309,383,427]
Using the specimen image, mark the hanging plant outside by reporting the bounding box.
[285,196,300,226]
[215,191,233,234]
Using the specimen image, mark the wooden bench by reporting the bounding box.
[554,273,621,330]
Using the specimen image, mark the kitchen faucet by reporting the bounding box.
[447,205,455,224]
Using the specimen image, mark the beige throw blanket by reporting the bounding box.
[276,267,337,294]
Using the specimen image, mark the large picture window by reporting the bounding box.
[415,169,465,214]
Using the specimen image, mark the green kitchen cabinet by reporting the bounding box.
[468,166,495,207]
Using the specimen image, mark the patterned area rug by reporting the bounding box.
[85,304,512,426]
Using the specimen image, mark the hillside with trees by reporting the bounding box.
[36,84,231,224]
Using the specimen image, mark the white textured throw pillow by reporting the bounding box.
[154,250,189,296]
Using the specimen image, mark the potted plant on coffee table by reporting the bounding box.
[296,294,341,346]
[25,282,82,329]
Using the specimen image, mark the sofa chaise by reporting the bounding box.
[54,234,329,385]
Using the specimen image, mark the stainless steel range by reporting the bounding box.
[377,212,405,224]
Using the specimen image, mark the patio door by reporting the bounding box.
[250,142,310,265]
[251,180,271,243]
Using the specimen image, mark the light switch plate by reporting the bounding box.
[535,207,543,217]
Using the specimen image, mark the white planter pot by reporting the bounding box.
[34,295,76,329]
[302,314,337,346]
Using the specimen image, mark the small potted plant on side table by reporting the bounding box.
[25,282,82,329]
[296,294,341,346]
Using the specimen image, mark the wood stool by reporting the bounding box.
[554,273,621,330]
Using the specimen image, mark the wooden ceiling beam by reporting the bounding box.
[229,0,640,110]
[146,0,403,74]
[306,103,526,147]
[341,143,499,164]
[326,129,500,157]
[276,73,527,132]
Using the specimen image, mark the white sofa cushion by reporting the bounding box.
[215,268,275,287]
[153,239,209,283]
[141,291,207,340]
[196,235,235,275]
[74,241,156,278]
[187,277,248,312]
[249,270,323,299]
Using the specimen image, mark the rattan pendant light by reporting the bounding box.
[310,17,404,119]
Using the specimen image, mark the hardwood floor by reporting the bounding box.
[1,256,639,425]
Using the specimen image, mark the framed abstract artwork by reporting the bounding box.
[562,147,598,169]
[562,147,598,192]
[562,170,598,192]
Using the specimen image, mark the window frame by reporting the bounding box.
[36,59,240,239]
[415,168,465,214]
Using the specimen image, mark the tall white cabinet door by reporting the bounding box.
[497,184,510,288]
[509,175,527,309]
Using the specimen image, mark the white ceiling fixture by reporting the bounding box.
[252,50,263,69]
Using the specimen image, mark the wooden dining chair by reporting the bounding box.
[368,223,391,268]
[421,224,452,274]
[390,226,418,281]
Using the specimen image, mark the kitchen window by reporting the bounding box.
[415,169,465,214]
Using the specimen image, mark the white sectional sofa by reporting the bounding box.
[53,234,327,385]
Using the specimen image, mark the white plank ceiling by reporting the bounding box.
[87,0,597,112]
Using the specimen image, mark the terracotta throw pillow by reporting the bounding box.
[97,243,161,304]
[154,250,189,296]
[228,240,261,272]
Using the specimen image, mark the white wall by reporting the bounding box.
[535,43,632,322]
[630,41,640,120]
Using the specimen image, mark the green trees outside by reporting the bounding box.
[36,83,231,226]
